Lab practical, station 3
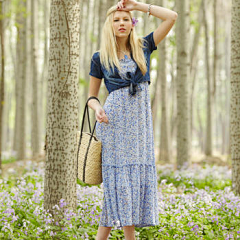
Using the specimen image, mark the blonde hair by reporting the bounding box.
[99,6,147,76]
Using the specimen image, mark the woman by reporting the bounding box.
[88,1,177,239]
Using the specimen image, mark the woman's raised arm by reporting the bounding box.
[117,0,178,46]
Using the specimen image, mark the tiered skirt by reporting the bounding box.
[96,82,159,228]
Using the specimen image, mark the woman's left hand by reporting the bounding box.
[117,0,137,12]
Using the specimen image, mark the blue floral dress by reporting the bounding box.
[96,55,159,229]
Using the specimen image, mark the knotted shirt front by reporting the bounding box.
[89,31,157,95]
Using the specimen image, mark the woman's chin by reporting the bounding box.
[115,32,130,38]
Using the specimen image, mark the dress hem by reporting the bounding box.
[102,162,157,167]
[99,222,160,228]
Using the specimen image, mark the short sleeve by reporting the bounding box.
[143,31,157,53]
[89,52,104,79]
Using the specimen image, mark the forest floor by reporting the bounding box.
[1,151,231,179]
[1,154,45,178]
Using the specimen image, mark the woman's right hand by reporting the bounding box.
[95,106,109,124]
[117,0,137,11]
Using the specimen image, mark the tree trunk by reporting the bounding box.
[0,0,5,174]
[176,0,190,168]
[230,0,240,196]
[83,0,91,131]
[16,0,27,160]
[158,0,170,163]
[189,0,203,151]
[224,0,231,156]
[97,0,105,50]
[41,0,50,153]
[106,0,115,9]
[151,17,160,133]
[169,57,176,159]
[203,0,212,156]
[31,0,40,157]
[44,0,80,216]
[213,0,218,98]
[196,101,204,152]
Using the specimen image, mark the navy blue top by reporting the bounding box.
[89,31,157,95]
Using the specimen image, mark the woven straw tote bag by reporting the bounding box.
[76,96,102,185]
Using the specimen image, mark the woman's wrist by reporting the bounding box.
[133,2,149,13]
[88,99,102,111]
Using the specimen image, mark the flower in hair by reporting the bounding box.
[132,17,138,27]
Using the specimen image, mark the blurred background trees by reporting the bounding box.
[0,0,236,179]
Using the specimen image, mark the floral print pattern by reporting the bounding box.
[96,58,159,229]
[118,55,137,80]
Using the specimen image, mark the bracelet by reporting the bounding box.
[147,4,152,17]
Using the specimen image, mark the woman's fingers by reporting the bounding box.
[117,1,125,10]
[101,114,109,123]
[104,115,109,124]
[96,112,109,124]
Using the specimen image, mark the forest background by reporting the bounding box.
[0,0,240,239]
[0,0,233,169]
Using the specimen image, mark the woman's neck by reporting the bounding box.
[116,37,130,52]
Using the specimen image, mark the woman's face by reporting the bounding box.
[112,11,133,38]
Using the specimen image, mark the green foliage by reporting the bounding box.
[0,162,239,239]
[77,178,101,189]
[79,77,87,86]
[89,32,97,44]
[157,165,232,192]
[2,156,16,165]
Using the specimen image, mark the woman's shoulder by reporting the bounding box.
[142,31,157,53]
[91,51,101,64]
[143,31,154,40]
[92,50,100,58]
[142,31,154,45]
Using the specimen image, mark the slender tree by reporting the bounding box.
[15,0,27,160]
[106,0,116,9]
[44,0,80,216]
[0,0,5,174]
[158,0,170,163]
[176,0,190,168]
[189,0,203,148]
[203,0,212,156]
[230,0,240,195]
[41,0,50,148]
[31,0,40,157]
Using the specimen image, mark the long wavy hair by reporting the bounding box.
[99,5,147,75]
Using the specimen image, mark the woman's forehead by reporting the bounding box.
[113,11,131,18]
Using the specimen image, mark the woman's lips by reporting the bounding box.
[119,28,126,32]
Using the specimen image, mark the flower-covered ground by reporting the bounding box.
[0,159,239,239]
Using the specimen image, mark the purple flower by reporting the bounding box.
[132,17,138,27]
[59,198,67,208]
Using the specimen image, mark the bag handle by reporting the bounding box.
[77,96,100,180]
[80,96,100,134]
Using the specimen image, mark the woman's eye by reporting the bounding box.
[124,19,129,21]
[114,19,119,22]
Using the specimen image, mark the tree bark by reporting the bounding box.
[230,0,240,196]
[44,0,80,216]
[157,0,170,163]
[31,0,40,157]
[203,0,212,156]
[0,0,5,174]
[176,0,190,168]
[189,0,203,150]
[41,0,50,155]
[15,0,27,160]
